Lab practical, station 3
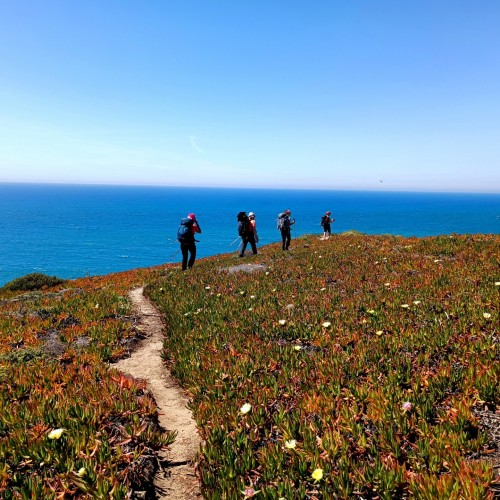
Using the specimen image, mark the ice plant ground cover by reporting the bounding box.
[0,233,498,498]
[146,234,499,499]
[0,266,173,498]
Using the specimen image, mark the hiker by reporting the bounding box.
[277,209,295,250]
[237,211,258,257]
[320,211,335,240]
[177,213,201,270]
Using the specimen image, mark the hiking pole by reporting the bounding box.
[229,236,240,247]
[167,248,181,260]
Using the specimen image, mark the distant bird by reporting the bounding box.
[379,179,383,183]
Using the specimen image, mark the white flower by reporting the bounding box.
[368,309,375,314]
[250,295,256,299]
[495,282,500,286]
[265,271,270,275]
[322,321,331,328]
[240,403,252,415]
[401,304,410,309]
[483,312,492,319]
[205,286,210,290]
[413,300,421,305]
[376,330,383,336]
[320,287,326,291]
[402,401,412,412]
[284,439,297,449]
[434,259,442,263]
[294,345,302,351]
[384,283,391,287]
[248,307,253,311]
[48,428,65,440]
[279,319,286,325]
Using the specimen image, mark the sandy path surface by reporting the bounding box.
[115,287,202,499]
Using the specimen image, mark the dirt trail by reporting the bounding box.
[115,287,202,499]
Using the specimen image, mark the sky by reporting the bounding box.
[0,1,499,192]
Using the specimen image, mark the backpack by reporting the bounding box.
[177,218,192,243]
[277,212,288,230]
[321,215,329,226]
[237,212,249,236]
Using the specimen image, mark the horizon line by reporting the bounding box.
[0,180,499,195]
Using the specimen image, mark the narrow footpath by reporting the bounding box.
[115,287,202,499]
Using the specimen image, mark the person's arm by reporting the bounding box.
[193,222,201,234]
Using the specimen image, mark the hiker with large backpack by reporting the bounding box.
[177,213,201,270]
[237,211,257,257]
[277,209,295,250]
[320,211,335,240]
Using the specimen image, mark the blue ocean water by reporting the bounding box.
[0,183,498,286]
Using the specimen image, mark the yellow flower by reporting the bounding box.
[483,312,492,319]
[76,467,86,477]
[294,345,302,351]
[368,309,375,314]
[48,428,65,440]
[495,282,500,286]
[376,330,383,336]
[285,439,297,449]
[311,468,323,482]
[240,403,252,415]
[322,321,331,328]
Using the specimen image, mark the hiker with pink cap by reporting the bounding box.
[176,213,202,270]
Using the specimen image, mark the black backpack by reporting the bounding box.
[177,217,193,243]
[237,212,249,236]
[321,215,329,226]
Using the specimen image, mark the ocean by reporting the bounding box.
[0,183,499,286]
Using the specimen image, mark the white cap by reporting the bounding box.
[248,212,255,217]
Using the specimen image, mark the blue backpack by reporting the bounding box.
[177,218,192,243]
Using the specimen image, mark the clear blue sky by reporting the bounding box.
[1,1,499,192]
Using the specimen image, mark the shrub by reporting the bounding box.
[1,272,66,292]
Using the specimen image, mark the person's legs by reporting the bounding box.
[285,230,291,250]
[281,229,287,250]
[181,244,189,270]
[248,234,257,254]
[239,236,248,257]
[187,241,197,268]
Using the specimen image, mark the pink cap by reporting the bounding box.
[188,213,196,221]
